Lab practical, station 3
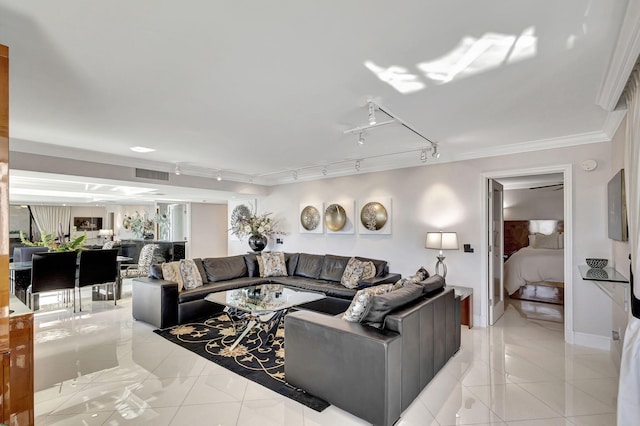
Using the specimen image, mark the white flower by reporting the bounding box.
[244,225,251,233]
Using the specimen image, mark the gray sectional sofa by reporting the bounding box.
[132,252,400,328]
[132,251,461,426]
[285,287,460,426]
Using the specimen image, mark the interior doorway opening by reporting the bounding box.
[481,165,574,342]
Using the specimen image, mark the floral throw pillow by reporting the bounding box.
[342,283,394,322]
[394,266,429,288]
[258,252,288,277]
[161,261,184,292]
[180,259,203,290]
[341,257,376,289]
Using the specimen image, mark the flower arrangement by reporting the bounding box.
[230,211,283,238]
[20,224,86,252]
[129,211,155,238]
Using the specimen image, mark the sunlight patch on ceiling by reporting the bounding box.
[366,27,538,93]
[363,61,426,94]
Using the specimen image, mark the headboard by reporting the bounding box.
[504,220,564,256]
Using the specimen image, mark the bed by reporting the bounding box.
[503,220,565,295]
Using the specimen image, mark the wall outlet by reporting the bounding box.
[276,238,283,244]
[612,330,620,341]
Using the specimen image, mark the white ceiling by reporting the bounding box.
[0,0,633,204]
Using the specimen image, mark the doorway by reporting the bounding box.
[481,165,574,342]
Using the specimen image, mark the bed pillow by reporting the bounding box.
[532,232,560,249]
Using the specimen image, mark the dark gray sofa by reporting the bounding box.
[285,287,461,426]
[132,252,400,328]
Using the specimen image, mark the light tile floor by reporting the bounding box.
[33,284,619,425]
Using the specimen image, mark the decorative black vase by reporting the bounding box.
[248,234,268,252]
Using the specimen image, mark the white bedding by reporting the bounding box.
[504,247,564,295]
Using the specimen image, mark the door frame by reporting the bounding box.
[480,164,574,343]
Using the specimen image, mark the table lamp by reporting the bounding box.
[98,229,114,242]
[425,231,458,277]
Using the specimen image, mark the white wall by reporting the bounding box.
[503,188,564,220]
[190,203,228,258]
[610,116,632,364]
[239,141,614,343]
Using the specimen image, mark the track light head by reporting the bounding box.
[355,160,361,171]
[358,132,365,145]
[368,101,376,125]
[432,146,440,159]
[322,167,328,176]
[420,149,427,163]
[216,172,222,181]
[174,164,181,175]
[293,170,298,180]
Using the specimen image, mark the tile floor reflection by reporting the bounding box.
[34,284,618,425]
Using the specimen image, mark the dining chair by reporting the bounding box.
[77,248,119,311]
[121,243,158,278]
[27,251,78,312]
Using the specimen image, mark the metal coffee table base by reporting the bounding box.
[224,307,285,351]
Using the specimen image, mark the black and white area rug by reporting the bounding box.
[154,313,330,412]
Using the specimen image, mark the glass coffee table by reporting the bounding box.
[204,284,325,350]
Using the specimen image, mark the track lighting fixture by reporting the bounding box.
[344,99,439,157]
[174,164,181,175]
[355,160,361,171]
[432,146,440,159]
[293,170,298,180]
[420,149,427,162]
[216,172,222,181]
[322,167,328,176]
[368,101,376,125]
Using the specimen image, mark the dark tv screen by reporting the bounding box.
[607,169,628,241]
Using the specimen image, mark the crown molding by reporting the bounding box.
[602,108,627,139]
[596,0,640,111]
[454,130,611,162]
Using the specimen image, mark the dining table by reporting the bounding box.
[9,255,132,307]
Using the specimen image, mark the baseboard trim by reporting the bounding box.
[573,331,612,351]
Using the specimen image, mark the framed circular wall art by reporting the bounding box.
[360,201,387,231]
[324,203,347,232]
[300,204,322,233]
[358,198,391,234]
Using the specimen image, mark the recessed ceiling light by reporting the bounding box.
[130,146,155,153]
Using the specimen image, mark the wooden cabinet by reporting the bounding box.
[1,43,12,424]
[9,297,33,425]
[2,43,34,426]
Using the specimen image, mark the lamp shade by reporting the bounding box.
[425,232,459,250]
[98,229,114,237]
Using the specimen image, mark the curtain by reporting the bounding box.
[30,206,71,238]
[618,64,640,425]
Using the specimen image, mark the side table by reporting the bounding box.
[447,285,473,329]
